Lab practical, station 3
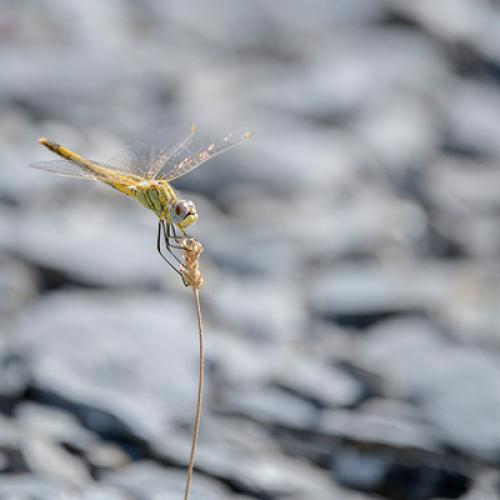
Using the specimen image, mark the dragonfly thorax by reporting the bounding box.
[129,180,176,220]
[131,181,198,231]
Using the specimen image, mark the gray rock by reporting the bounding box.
[83,443,129,473]
[0,414,29,473]
[0,257,38,318]
[319,408,440,453]
[333,446,470,500]
[252,28,446,119]
[291,485,377,500]
[0,350,30,413]
[0,195,176,289]
[0,452,8,473]
[351,93,441,173]
[219,134,428,264]
[455,470,500,500]
[194,444,337,499]
[73,484,128,500]
[424,155,500,258]
[310,263,450,329]
[357,318,500,462]
[14,403,129,475]
[205,277,306,341]
[20,435,91,489]
[153,413,278,463]
[12,290,201,439]
[103,460,240,500]
[217,385,317,430]
[206,229,299,278]
[206,331,277,387]
[0,475,127,500]
[262,0,386,32]
[0,475,71,500]
[274,354,364,408]
[0,413,90,488]
[152,415,338,498]
[444,80,500,159]
[388,0,492,46]
[425,156,500,213]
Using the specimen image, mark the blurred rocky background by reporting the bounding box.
[1,1,500,499]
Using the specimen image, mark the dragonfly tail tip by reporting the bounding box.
[38,137,59,151]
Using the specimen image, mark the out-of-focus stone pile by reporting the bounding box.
[1,1,500,498]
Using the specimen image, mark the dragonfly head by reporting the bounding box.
[170,199,198,232]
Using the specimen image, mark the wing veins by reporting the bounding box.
[159,130,252,182]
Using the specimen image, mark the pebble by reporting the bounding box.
[11,290,200,438]
[310,263,447,329]
[358,317,500,462]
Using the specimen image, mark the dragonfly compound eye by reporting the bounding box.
[175,201,190,217]
[172,200,198,229]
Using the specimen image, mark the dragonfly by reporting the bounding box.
[31,125,252,281]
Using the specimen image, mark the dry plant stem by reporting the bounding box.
[183,288,204,500]
[181,238,205,500]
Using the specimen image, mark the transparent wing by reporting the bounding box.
[30,160,101,181]
[158,129,253,182]
[104,124,199,180]
[32,126,253,184]
[30,158,139,183]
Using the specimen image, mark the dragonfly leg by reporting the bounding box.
[156,221,185,279]
[163,221,184,261]
[169,222,189,244]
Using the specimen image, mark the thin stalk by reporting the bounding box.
[183,288,204,500]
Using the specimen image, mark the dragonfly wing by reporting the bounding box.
[105,124,198,180]
[158,129,253,182]
[30,159,139,184]
[30,160,101,181]
[147,124,198,179]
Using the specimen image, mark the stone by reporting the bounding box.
[103,460,240,500]
[389,0,492,46]
[20,435,91,488]
[274,354,364,408]
[194,445,337,499]
[14,403,101,454]
[206,331,277,387]
[423,155,500,259]
[0,475,70,500]
[333,447,470,500]
[351,93,441,173]
[0,195,173,289]
[0,350,30,413]
[152,415,336,498]
[204,277,306,341]
[455,471,500,500]
[357,318,500,462]
[12,290,201,441]
[444,80,500,159]
[206,230,299,278]
[310,263,448,329]
[0,413,90,488]
[320,408,440,454]
[0,256,38,318]
[217,385,317,430]
[253,28,446,120]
